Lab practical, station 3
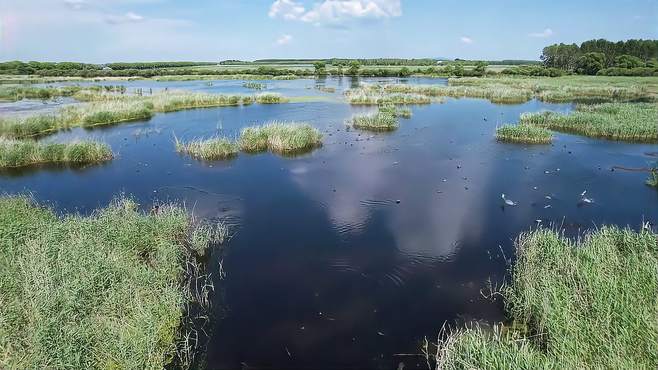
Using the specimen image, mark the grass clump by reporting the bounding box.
[375,83,533,104]
[496,124,553,144]
[243,82,266,90]
[175,137,238,160]
[352,111,399,131]
[345,89,431,105]
[255,92,287,104]
[647,164,658,188]
[520,103,658,142]
[0,138,112,168]
[438,226,658,369]
[239,122,322,154]
[0,196,224,369]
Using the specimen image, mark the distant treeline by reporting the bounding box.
[0,61,217,75]
[105,62,216,70]
[541,39,658,76]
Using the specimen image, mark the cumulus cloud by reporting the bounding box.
[528,28,553,38]
[275,34,293,45]
[105,12,145,24]
[269,0,402,25]
[460,36,473,44]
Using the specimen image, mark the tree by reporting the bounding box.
[474,61,488,76]
[313,61,327,76]
[348,60,361,76]
[614,54,645,69]
[577,52,605,75]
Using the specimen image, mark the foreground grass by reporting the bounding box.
[0,138,112,168]
[239,122,322,154]
[175,137,238,160]
[438,226,658,369]
[0,196,224,369]
[495,124,553,144]
[521,103,658,142]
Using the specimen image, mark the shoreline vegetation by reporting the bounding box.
[0,138,113,168]
[437,226,658,369]
[0,196,226,369]
[175,122,323,160]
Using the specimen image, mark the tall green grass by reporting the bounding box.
[255,92,287,104]
[0,196,225,369]
[495,124,553,144]
[175,137,238,160]
[437,226,658,369]
[521,103,658,142]
[239,122,322,154]
[243,82,266,90]
[377,83,533,104]
[0,138,113,168]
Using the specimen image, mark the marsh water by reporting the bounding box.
[1,77,656,369]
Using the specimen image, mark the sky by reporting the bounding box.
[0,0,656,63]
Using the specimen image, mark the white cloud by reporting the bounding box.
[269,0,306,20]
[269,0,402,25]
[528,28,553,38]
[105,12,145,24]
[275,34,293,46]
[63,0,87,10]
[460,36,473,44]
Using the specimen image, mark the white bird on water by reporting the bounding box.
[580,190,594,204]
[501,193,517,206]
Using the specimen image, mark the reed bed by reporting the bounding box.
[437,226,658,369]
[0,85,82,101]
[239,122,322,154]
[520,103,658,142]
[175,137,238,160]
[0,100,154,138]
[345,89,431,105]
[351,104,411,131]
[0,138,112,168]
[0,195,225,369]
[371,83,533,104]
[495,124,553,144]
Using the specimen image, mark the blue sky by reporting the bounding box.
[0,0,656,63]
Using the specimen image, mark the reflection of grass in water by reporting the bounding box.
[0,195,227,368]
[175,136,238,160]
[438,226,658,369]
[520,103,658,142]
[239,121,322,154]
[495,124,553,144]
[0,138,112,168]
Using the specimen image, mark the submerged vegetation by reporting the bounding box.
[0,196,225,368]
[243,82,265,90]
[175,137,238,160]
[520,103,658,142]
[239,122,322,154]
[495,124,553,144]
[438,226,658,369]
[0,138,113,168]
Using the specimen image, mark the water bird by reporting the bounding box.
[501,194,517,206]
[579,190,594,205]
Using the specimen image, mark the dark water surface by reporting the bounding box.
[1,77,656,369]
